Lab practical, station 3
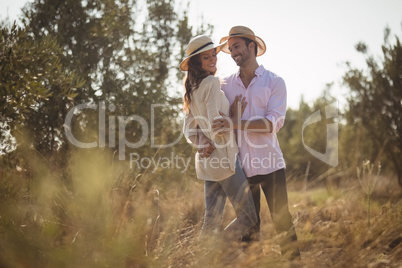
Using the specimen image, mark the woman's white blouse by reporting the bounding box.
[183,75,238,181]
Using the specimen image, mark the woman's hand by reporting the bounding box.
[212,95,247,133]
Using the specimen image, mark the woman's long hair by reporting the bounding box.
[183,52,217,113]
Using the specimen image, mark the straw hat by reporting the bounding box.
[219,26,266,56]
[179,35,225,71]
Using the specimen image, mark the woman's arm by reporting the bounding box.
[183,103,216,157]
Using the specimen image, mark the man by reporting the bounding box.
[195,26,300,259]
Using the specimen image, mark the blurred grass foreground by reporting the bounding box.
[0,145,401,268]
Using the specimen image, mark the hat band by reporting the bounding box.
[190,42,214,56]
[229,33,255,42]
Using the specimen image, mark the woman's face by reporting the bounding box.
[199,48,217,73]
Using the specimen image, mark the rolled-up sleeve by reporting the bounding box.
[265,77,287,133]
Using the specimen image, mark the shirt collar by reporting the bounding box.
[235,64,265,77]
[255,65,265,76]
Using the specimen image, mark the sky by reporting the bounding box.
[1,0,402,109]
[186,0,402,108]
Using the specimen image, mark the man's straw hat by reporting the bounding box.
[219,26,266,57]
[180,35,225,71]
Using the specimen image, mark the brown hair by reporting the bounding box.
[183,52,217,113]
[241,37,258,56]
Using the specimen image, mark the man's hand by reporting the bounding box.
[212,95,247,133]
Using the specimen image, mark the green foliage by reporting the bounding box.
[279,97,313,177]
[0,22,84,154]
[22,0,134,100]
[281,25,402,187]
[0,0,212,174]
[279,89,337,180]
[343,26,402,185]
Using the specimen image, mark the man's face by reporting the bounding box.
[227,37,251,66]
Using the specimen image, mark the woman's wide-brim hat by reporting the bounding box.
[219,26,266,57]
[179,35,225,71]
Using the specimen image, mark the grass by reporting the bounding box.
[0,149,401,267]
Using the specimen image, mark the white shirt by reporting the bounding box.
[220,65,287,177]
[183,75,239,181]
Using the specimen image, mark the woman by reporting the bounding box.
[180,35,257,242]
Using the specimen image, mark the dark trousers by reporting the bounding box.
[247,168,300,258]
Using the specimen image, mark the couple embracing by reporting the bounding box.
[181,26,300,260]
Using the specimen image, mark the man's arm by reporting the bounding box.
[212,94,273,133]
[235,118,273,133]
[212,112,273,133]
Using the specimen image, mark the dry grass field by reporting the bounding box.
[0,149,401,267]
